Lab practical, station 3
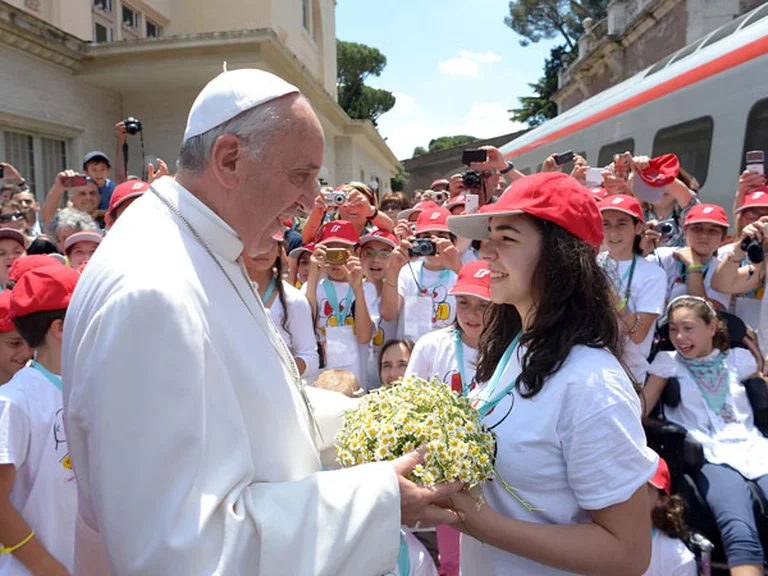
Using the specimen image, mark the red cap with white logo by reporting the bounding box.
[685,203,729,228]
[318,220,360,245]
[398,200,439,221]
[360,229,397,248]
[415,207,451,234]
[288,242,316,259]
[108,180,150,215]
[736,187,768,213]
[449,260,491,301]
[447,194,467,210]
[598,194,644,224]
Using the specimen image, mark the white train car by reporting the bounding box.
[501,3,768,209]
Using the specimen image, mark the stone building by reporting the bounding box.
[0,0,398,200]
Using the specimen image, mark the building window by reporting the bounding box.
[3,132,35,194]
[40,138,67,199]
[742,98,768,173]
[653,116,714,187]
[302,0,313,34]
[598,139,635,168]
[94,21,113,42]
[122,5,139,30]
[93,0,112,13]
[1,131,68,201]
[146,19,162,38]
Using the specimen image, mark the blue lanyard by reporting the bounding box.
[417,262,450,296]
[453,329,469,396]
[31,360,62,391]
[397,531,410,575]
[262,275,277,305]
[676,259,710,282]
[322,278,355,325]
[476,333,522,418]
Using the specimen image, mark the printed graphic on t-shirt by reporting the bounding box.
[446,369,477,395]
[420,284,451,324]
[53,408,73,472]
[318,296,357,336]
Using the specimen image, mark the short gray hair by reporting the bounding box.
[48,207,99,241]
[177,95,300,174]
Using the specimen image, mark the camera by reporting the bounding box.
[324,191,348,206]
[123,117,143,135]
[408,238,437,257]
[741,237,765,264]
[461,170,483,189]
[431,191,446,205]
[652,220,675,238]
[554,151,574,166]
[325,248,349,266]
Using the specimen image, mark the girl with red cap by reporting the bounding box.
[643,296,768,575]
[0,291,32,386]
[598,195,666,383]
[441,172,657,575]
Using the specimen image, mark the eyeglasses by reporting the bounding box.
[362,248,392,259]
[381,204,401,211]
[0,212,25,223]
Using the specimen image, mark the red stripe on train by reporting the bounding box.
[504,35,768,160]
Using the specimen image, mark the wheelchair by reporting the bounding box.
[644,311,768,575]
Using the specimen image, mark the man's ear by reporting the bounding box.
[209,135,242,190]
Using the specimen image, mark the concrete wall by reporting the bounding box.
[624,0,688,77]
[5,0,92,40]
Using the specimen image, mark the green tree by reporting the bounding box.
[504,0,608,50]
[427,135,479,154]
[391,164,409,192]
[510,45,574,127]
[337,40,396,126]
[412,146,428,157]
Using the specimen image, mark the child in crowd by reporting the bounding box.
[82,151,116,211]
[288,243,315,288]
[0,291,32,386]
[314,369,361,398]
[243,235,319,383]
[63,230,102,270]
[642,295,768,575]
[105,180,149,229]
[359,230,398,390]
[598,195,666,383]
[644,455,696,576]
[7,255,64,290]
[649,204,731,309]
[304,220,377,383]
[0,265,80,575]
[0,229,26,290]
[381,207,461,343]
[378,339,414,388]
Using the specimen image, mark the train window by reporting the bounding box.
[598,139,634,167]
[741,98,768,172]
[645,53,675,77]
[652,116,714,186]
[744,2,768,28]
[700,12,752,50]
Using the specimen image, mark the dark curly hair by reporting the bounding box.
[667,297,729,353]
[652,492,691,541]
[475,217,626,397]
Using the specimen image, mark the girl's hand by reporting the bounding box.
[346,189,375,218]
[310,244,327,272]
[434,237,462,273]
[344,256,364,288]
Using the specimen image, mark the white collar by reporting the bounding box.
[150,176,243,262]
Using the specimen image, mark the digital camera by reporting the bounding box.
[324,191,348,206]
[741,237,765,264]
[652,220,675,238]
[461,170,483,189]
[123,117,143,135]
[408,238,436,257]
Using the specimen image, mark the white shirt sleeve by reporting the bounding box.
[284,286,320,384]
[398,263,416,299]
[732,348,758,380]
[404,334,435,380]
[648,351,679,379]
[0,392,30,467]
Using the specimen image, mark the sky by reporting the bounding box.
[336,0,559,160]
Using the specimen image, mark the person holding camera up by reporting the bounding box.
[301,182,395,245]
[41,170,105,235]
[380,206,461,343]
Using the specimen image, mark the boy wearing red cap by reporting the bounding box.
[0,229,27,290]
[0,265,80,574]
[105,180,149,229]
[304,220,377,382]
[648,203,730,309]
[0,291,32,386]
[381,207,461,343]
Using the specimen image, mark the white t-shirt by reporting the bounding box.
[648,348,768,479]
[268,281,320,385]
[717,243,768,349]
[384,530,439,576]
[598,253,666,383]
[643,531,696,576]
[648,247,730,309]
[461,345,657,575]
[362,290,399,392]
[0,365,77,575]
[405,327,478,395]
[397,261,457,341]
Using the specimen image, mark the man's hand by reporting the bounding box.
[53,169,79,191]
[738,170,766,198]
[541,154,559,172]
[147,159,169,184]
[344,256,364,288]
[448,174,466,198]
[393,449,462,529]
[570,164,588,186]
[468,146,507,173]
[0,162,23,183]
[115,121,127,145]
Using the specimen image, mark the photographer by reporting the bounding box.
[300,182,394,244]
[448,146,523,207]
[42,171,104,233]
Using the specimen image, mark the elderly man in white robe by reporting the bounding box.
[62,69,460,576]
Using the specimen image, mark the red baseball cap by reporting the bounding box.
[0,291,14,332]
[685,203,729,228]
[431,178,450,190]
[415,207,451,234]
[736,188,768,213]
[288,242,316,259]
[448,172,604,249]
[398,200,439,221]
[637,154,680,188]
[0,228,27,249]
[449,260,491,301]
[10,265,80,319]
[63,231,102,253]
[649,456,671,494]
[447,194,467,210]
[108,180,150,215]
[599,194,644,223]
[360,230,397,248]
[590,187,608,201]
[318,220,360,246]
[8,254,64,284]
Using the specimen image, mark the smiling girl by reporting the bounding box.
[598,195,666,383]
[642,296,768,576]
[443,172,657,575]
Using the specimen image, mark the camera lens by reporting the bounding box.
[741,237,765,264]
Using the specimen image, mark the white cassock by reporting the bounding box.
[62,176,400,575]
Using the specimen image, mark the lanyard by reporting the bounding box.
[476,333,522,418]
[417,262,450,296]
[31,360,62,391]
[453,329,469,396]
[262,274,277,305]
[397,531,410,576]
[676,259,710,283]
[322,278,355,326]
